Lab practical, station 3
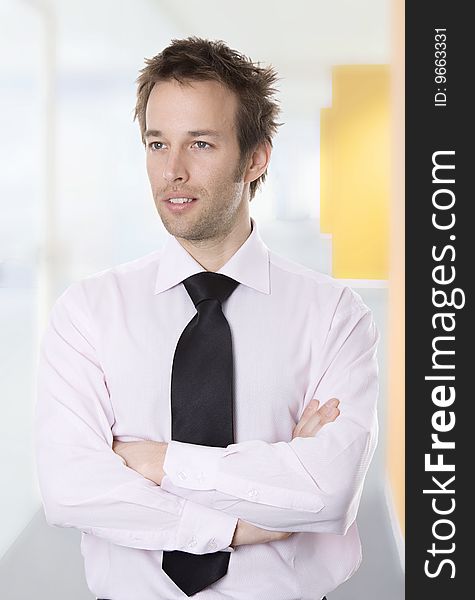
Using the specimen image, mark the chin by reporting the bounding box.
[160,218,197,241]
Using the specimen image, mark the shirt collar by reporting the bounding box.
[154,217,270,295]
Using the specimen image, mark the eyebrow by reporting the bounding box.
[144,129,223,139]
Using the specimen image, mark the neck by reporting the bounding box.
[177,218,252,272]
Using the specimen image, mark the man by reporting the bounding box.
[35,37,379,600]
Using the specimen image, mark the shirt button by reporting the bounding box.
[187,536,197,548]
[247,488,259,499]
[178,471,187,480]
[207,538,217,551]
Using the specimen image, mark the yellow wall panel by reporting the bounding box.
[320,65,390,279]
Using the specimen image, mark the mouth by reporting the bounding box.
[161,196,198,211]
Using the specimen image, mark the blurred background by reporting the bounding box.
[0,0,404,598]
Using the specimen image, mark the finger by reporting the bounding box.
[293,400,319,435]
[299,411,323,436]
[323,397,340,408]
[302,399,320,418]
[299,409,340,437]
[304,399,339,431]
[300,406,340,437]
[293,400,320,436]
[319,398,340,418]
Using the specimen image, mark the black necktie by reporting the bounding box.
[162,271,239,596]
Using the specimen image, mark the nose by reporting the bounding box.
[162,149,189,184]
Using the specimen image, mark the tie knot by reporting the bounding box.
[183,272,239,307]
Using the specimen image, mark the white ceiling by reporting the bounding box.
[158,0,391,67]
[1,0,391,118]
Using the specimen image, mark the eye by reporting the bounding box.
[192,141,212,149]
[149,141,165,151]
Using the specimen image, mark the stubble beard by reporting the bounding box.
[156,157,248,243]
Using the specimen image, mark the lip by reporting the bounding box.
[162,196,198,212]
[162,192,198,200]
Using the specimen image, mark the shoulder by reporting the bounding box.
[268,248,370,319]
[54,249,162,311]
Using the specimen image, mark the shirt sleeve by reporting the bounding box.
[34,282,237,554]
[161,287,379,535]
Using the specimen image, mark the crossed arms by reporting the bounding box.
[34,282,379,554]
[112,398,341,547]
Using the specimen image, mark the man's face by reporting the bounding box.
[145,78,248,242]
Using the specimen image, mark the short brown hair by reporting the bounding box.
[134,36,282,200]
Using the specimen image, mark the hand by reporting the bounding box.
[112,439,168,485]
[231,519,292,548]
[232,401,341,547]
[292,398,340,439]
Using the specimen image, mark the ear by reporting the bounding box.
[243,141,272,185]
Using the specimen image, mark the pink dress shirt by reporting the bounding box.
[34,218,379,600]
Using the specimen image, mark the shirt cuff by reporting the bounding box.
[173,497,237,554]
[163,440,225,491]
